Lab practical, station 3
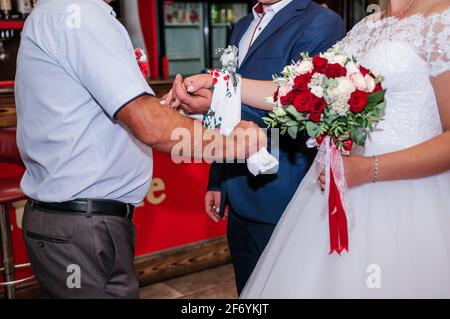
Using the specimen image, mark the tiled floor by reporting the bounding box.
[140,264,238,299]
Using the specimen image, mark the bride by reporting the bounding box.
[169,0,450,298]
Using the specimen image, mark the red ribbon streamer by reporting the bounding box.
[328,167,349,254]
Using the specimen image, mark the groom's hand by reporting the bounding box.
[204,191,227,222]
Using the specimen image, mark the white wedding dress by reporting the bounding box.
[241,8,450,299]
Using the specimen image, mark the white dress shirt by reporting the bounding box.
[238,0,293,66]
[16,0,154,204]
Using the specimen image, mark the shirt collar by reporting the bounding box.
[37,0,116,17]
[252,0,293,18]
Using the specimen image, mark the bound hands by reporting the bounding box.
[163,74,266,223]
[163,73,267,160]
[162,74,214,114]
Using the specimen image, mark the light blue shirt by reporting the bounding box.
[15,0,154,204]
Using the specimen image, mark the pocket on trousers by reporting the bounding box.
[26,231,72,244]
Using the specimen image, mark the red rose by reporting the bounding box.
[312,56,328,69]
[293,91,314,112]
[374,82,383,93]
[309,97,327,122]
[309,112,321,123]
[326,63,347,78]
[359,66,370,76]
[342,139,353,152]
[293,73,312,92]
[135,48,143,60]
[349,90,368,113]
[139,62,149,77]
[273,88,280,102]
[280,91,296,106]
[316,135,325,145]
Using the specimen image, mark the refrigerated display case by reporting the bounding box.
[157,0,254,78]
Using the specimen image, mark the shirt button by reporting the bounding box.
[38,241,44,248]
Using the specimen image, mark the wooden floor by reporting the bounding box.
[140,264,238,299]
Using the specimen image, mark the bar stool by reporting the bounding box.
[0,129,33,299]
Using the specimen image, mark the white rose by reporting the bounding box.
[346,61,359,75]
[365,74,376,92]
[279,82,293,97]
[273,107,287,117]
[296,60,314,75]
[310,85,324,98]
[334,55,349,66]
[350,72,367,91]
[221,53,234,67]
[220,46,238,71]
[328,77,356,99]
[321,52,348,66]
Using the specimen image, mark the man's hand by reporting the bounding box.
[162,74,213,114]
[173,76,213,114]
[230,121,268,159]
[204,191,228,223]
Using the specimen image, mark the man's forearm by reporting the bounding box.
[117,95,239,161]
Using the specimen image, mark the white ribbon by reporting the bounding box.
[208,70,279,176]
[307,137,354,230]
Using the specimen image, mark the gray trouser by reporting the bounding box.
[22,201,139,299]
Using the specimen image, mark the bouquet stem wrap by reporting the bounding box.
[206,69,279,176]
[309,137,351,254]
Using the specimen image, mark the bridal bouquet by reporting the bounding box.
[264,46,386,254]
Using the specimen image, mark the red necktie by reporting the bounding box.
[249,3,266,49]
[254,2,264,15]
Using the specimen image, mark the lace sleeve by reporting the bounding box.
[423,8,450,77]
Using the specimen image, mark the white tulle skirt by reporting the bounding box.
[241,164,450,299]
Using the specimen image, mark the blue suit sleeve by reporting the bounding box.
[207,163,222,191]
[292,9,346,59]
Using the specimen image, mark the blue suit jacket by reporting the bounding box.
[208,0,346,224]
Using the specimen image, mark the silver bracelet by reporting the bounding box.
[372,155,379,183]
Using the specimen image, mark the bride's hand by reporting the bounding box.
[183,74,214,93]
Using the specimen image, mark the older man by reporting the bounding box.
[15,0,263,298]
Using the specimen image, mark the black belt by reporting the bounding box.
[32,199,134,220]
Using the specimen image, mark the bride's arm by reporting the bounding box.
[343,72,450,187]
[241,78,278,111]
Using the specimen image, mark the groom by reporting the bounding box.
[176,0,345,294]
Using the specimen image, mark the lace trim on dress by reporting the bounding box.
[337,7,450,77]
